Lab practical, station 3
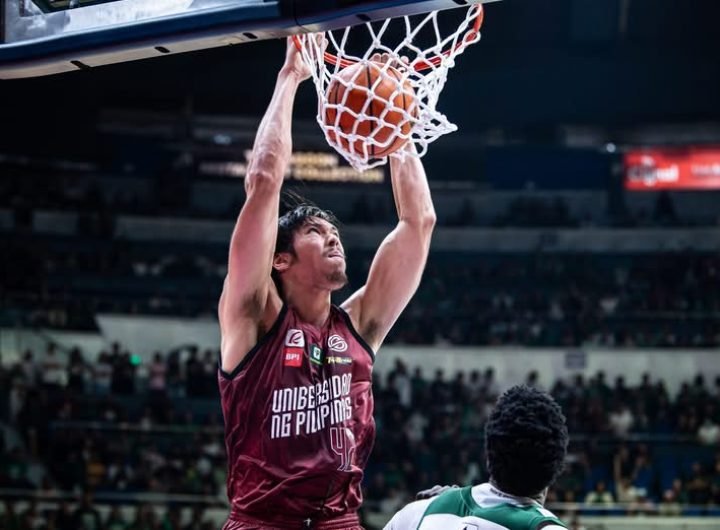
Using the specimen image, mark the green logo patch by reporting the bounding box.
[310,345,323,365]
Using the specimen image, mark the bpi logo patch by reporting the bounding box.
[283,348,303,367]
[285,329,305,347]
[328,334,348,352]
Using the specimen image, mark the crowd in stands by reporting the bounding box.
[1,346,720,529]
[388,253,720,347]
[3,231,719,348]
[3,163,719,347]
[1,163,716,229]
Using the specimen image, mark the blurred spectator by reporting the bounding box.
[584,481,614,505]
[20,499,46,529]
[73,490,103,530]
[105,506,129,530]
[54,501,76,530]
[658,479,687,516]
[613,445,633,486]
[111,352,136,395]
[19,350,38,387]
[185,347,203,398]
[94,352,113,395]
[713,459,720,505]
[697,417,720,445]
[201,349,217,398]
[566,513,586,530]
[609,404,634,438]
[131,504,159,530]
[67,347,88,394]
[1,500,21,530]
[389,360,412,410]
[616,477,640,505]
[631,451,654,495]
[183,506,208,530]
[40,343,65,391]
[686,462,711,504]
[148,352,168,398]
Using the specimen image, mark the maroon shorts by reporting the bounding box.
[223,512,362,530]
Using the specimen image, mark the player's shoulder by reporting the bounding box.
[384,487,470,530]
[383,498,433,530]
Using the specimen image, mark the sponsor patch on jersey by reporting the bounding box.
[285,329,305,348]
[326,356,352,365]
[328,334,348,352]
[309,344,324,365]
[283,347,303,367]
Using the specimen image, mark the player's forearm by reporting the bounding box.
[389,153,436,231]
[245,67,303,187]
[228,68,301,263]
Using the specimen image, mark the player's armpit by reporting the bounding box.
[342,216,434,351]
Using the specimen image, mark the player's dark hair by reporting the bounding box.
[272,192,339,296]
[485,385,568,497]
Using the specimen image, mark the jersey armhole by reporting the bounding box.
[335,305,375,363]
[218,304,288,380]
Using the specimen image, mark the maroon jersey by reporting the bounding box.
[218,304,375,525]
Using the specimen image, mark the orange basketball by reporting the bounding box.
[324,61,417,159]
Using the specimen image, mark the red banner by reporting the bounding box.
[624,147,720,190]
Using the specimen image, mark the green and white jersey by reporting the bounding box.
[384,483,567,530]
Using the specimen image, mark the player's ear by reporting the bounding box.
[273,252,293,273]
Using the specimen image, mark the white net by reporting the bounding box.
[295,4,483,171]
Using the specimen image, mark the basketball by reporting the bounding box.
[324,61,417,159]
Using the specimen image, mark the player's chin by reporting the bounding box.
[327,269,348,290]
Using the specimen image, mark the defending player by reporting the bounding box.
[385,385,569,530]
[218,38,436,529]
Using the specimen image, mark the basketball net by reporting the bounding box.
[295,4,484,171]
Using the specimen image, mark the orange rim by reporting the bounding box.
[292,4,483,72]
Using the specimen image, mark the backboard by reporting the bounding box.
[0,0,498,79]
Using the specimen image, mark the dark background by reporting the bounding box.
[1,0,718,188]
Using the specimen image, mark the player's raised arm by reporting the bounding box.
[219,40,310,373]
[342,148,436,352]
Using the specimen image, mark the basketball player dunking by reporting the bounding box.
[218,39,436,529]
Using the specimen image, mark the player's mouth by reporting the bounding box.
[327,251,345,259]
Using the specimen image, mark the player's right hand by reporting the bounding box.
[282,35,322,82]
[415,484,460,500]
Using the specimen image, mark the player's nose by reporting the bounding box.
[327,232,340,247]
[327,235,343,255]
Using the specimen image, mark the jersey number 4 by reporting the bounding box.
[330,427,356,472]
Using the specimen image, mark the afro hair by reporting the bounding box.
[485,385,568,497]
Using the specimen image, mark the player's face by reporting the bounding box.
[289,217,347,290]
